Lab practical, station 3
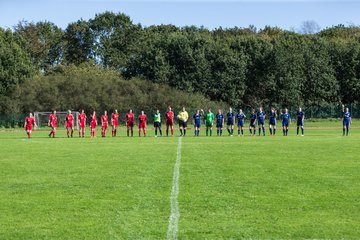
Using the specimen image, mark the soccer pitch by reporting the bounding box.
[1,121,360,239]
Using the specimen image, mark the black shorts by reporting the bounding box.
[154,122,161,128]
[179,120,187,128]
[297,120,304,126]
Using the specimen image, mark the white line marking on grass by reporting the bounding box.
[167,137,182,240]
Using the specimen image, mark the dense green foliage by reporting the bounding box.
[1,12,360,116]
[16,63,226,117]
[1,123,359,238]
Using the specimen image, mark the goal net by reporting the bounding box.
[34,111,80,130]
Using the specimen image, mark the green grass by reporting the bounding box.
[0,122,360,239]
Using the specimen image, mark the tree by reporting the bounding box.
[64,20,94,65]
[302,37,338,106]
[89,12,142,74]
[0,28,35,113]
[299,20,321,35]
[14,21,64,72]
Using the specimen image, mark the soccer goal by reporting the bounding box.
[34,111,80,130]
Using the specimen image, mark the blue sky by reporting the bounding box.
[1,0,360,31]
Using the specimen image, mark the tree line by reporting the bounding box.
[1,11,360,117]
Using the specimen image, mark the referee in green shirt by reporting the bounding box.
[153,109,162,137]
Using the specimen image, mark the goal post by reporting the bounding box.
[34,111,80,130]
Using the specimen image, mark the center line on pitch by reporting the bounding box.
[166,137,182,240]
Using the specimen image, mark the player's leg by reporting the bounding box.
[159,123,162,136]
[273,123,276,135]
[296,124,299,136]
[144,127,147,137]
[183,122,187,136]
[301,122,304,136]
[286,125,289,136]
[130,126,133,137]
[282,124,285,136]
[269,124,273,135]
[346,122,350,136]
[179,122,183,136]
[209,126,212,136]
[51,127,56,138]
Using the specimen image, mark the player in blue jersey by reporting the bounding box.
[226,107,235,136]
[249,109,257,136]
[216,109,225,136]
[193,109,203,136]
[296,107,305,136]
[257,107,266,136]
[281,108,291,136]
[268,108,277,136]
[236,109,246,136]
[342,104,352,136]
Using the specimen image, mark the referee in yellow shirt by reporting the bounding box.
[178,107,189,136]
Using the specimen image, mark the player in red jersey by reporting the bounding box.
[65,110,74,138]
[138,111,147,137]
[111,109,119,137]
[24,113,37,138]
[165,106,174,136]
[101,111,109,137]
[48,110,57,138]
[78,109,87,137]
[125,109,135,137]
[90,111,97,138]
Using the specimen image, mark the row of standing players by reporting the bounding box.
[23,105,352,138]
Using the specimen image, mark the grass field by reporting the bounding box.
[1,120,360,239]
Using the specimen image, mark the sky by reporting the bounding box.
[1,0,360,31]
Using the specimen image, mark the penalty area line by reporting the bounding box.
[166,137,182,240]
